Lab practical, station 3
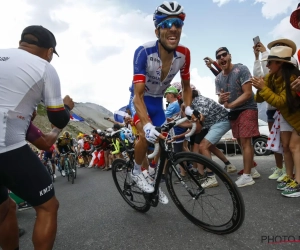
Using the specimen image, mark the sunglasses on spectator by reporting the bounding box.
[216,52,228,60]
[157,18,184,29]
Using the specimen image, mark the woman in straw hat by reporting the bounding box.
[251,45,300,198]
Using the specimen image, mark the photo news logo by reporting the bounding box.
[261,235,300,244]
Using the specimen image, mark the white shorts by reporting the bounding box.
[280,114,293,132]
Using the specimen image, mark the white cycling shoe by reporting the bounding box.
[131,171,154,193]
[142,170,169,204]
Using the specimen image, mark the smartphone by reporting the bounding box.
[253,36,260,46]
[203,57,209,63]
[104,117,109,120]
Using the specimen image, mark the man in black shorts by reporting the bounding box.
[0,26,73,250]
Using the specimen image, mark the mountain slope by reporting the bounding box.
[33,102,114,137]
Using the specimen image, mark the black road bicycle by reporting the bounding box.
[43,159,55,183]
[61,152,77,184]
[112,117,245,234]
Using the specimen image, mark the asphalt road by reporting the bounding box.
[18,154,300,250]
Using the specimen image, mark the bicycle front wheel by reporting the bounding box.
[112,159,150,213]
[165,152,245,234]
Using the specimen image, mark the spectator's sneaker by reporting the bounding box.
[268,167,282,180]
[277,176,293,191]
[131,171,154,193]
[235,175,255,187]
[201,175,218,188]
[18,202,33,211]
[19,227,26,237]
[251,169,261,179]
[61,170,66,177]
[53,174,57,179]
[277,166,287,182]
[281,181,300,197]
[225,164,237,173]
[237,169,260,178]
[158,187,169,204]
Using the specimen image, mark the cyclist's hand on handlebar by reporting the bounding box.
[143,122,164,144]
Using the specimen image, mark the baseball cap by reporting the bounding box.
[21,25,59,56]
[216,47,229,58]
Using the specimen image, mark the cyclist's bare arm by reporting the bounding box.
[26,122,62,151]
[181,79,192,107]
[133,83,149,127]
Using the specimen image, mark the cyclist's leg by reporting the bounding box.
[133,115,150,174]
[50,158,56,175]
[0,189,18,250]
[0,145,59,249]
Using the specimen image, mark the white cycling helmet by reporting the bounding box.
[121,127,135,143]
[97,129,101,134]
[153,1,185,27]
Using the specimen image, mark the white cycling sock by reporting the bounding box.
[133,161,142,175]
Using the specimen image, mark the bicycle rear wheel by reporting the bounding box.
[112,159,150,213]
[165,152,245,234]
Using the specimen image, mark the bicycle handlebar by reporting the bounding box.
[148,117,197,159]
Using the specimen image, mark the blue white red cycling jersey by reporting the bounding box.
[133,40,190,97]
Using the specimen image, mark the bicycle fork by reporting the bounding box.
[170,162,205,200]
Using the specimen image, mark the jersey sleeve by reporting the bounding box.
[133,46,147,84]
[42,63,65,112]
[180,47,191,80]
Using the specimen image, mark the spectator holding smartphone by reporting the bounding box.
[252,38,297,182]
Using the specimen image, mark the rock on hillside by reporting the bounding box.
[33,102,115,138]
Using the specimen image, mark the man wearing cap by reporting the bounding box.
[215,47,259,188]
[0,26,74,249]
[290,3,300,93]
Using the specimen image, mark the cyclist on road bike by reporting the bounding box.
[56,131,75,176]
[40,144,57,179]
[130,1,196,203]
[0,25,74,250]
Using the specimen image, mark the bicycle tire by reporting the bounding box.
[47,163,55,183]
[112,159,150,213]
[65,160,70,182]
[165,152,245,235]
[74,156,77,179]
[67,159,75,184]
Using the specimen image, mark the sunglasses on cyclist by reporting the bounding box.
[157,18,184,29]
[216,52,228,60]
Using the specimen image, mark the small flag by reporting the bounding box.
[70,112,84,122]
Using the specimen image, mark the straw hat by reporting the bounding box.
[262,46,294,65]
[267,39,297,56]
